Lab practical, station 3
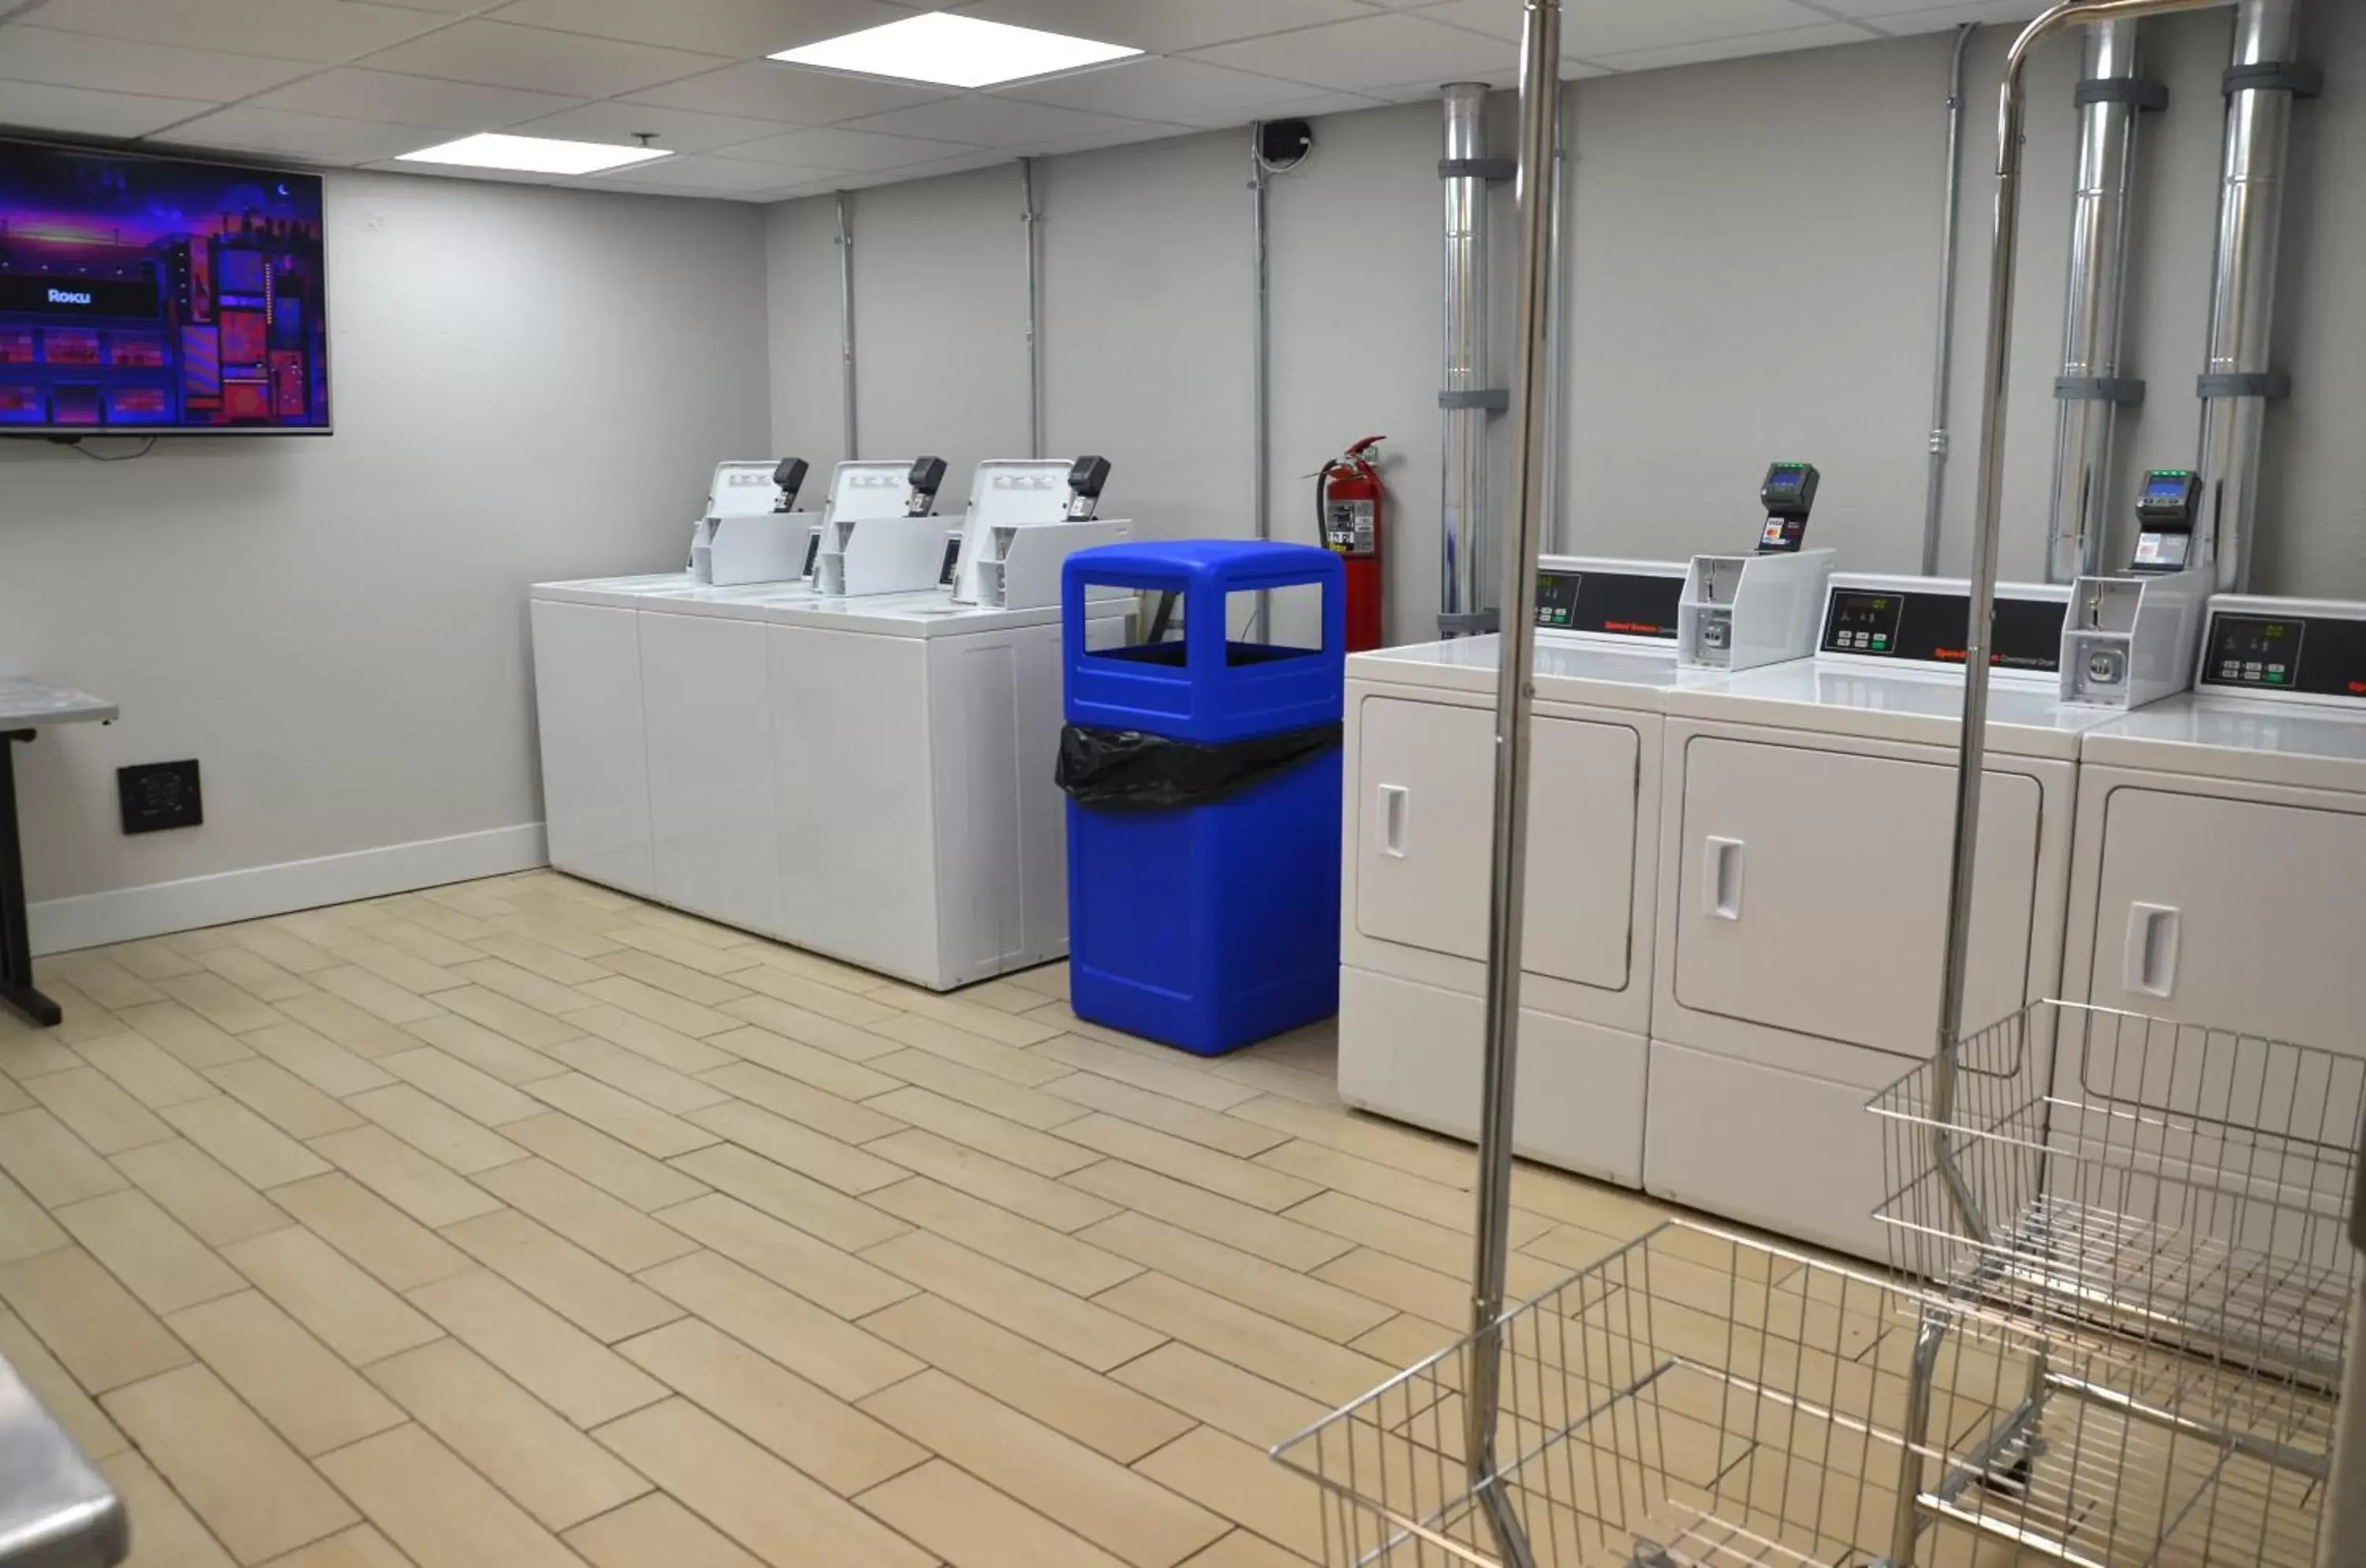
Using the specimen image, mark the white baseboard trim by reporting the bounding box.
[30,823,549,958]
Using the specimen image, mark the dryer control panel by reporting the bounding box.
[1532,561,1683,640]
[2198,599,2366,703]
[1817,580,2069,673]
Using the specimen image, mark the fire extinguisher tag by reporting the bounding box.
[1325,499,1376,556]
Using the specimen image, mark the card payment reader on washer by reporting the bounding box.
[2131,469,2200,574]
[1756,461,1819,553]
[946,457,1133,611]
[689,457,810,586]
[1678,462,1837,670]
[811,456,950,596]
[2057,470,2213,708]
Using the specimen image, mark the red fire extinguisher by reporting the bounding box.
[1318,435,1386,652]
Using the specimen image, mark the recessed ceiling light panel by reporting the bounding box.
[772,13,1140,90]
[396,133,673,176]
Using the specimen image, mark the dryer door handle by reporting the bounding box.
[1704,837,1745,921]
[1379,785,1410,859]
[2123,902,2181,999]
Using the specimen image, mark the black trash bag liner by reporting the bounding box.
[1056,722,1342,811]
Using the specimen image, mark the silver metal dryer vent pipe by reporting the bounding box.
[834,190,858,461]
[1920,23,1976,578]
[1439,82,1510,640]
[2196,0,2312,592]
[2043,18,2159,583]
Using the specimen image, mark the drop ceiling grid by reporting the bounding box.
[0,0,2050,200]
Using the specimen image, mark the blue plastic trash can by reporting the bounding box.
[1059,540,1345,1057]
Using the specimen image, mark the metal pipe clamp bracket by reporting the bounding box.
[2076,77,2169,110]
[2197,371,2293,399]
[2223,62,2323,99]
[2055,375,2147,404]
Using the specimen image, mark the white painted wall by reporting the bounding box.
[766,6,2365,634]
[17,5,2361,946]
[4,170,769,940]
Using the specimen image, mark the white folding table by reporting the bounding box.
[0,679,116,1028]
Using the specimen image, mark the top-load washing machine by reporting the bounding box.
[528,457,1129,988]
[1337,539,1836,1186]
[1642,573,2120,1259]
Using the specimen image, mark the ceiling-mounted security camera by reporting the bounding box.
[1258,119,1313,172]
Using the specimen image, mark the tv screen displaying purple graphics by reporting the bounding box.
[0,142,330,434]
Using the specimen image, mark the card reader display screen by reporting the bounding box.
[1821,588,2065,671]
[1533,569,1679,639]
[2144,474,2192,504]
[2201,612,2366,698]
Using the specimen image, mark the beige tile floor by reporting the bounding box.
[0,868,1685,1568]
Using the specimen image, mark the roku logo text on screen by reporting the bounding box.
[46,288,92,306]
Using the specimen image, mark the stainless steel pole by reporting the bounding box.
[1021,158,1043,461]
[1439,84,1496,639]
[1249,125,1272,636]
[1543,87,1569,556]
[1465,5,1558,1567]
[2196,0,2304,592]
[1921,23,1977,577]
[834,190,858,461]
[2043,18,2151,583]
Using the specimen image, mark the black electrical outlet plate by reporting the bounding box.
[118,760,202,834]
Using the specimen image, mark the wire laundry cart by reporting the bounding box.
[1269,2,2363,1566]
[1869,1002,2355,1565]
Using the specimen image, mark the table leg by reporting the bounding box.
[0,733,59,1029]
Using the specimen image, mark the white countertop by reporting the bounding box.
[1659,659,2119,759]
[0,678,116,730]
[1349,633,1717,715]
[2082,692,2366,792]
[530,573,1120,637]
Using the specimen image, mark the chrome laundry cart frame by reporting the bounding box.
[1878,2,2354,1565]
[1271,2,2359,1566]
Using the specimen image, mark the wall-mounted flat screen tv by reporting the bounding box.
[0,140,330,435]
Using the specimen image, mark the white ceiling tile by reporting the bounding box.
[1022,119,1196,156]
[483,0,905,58]
[16,0,445,63]
[1185,13,1520,92]
[718,123,966,170]
[507,99,788,154]
[577,151,815,192]
[1853,0,2047,33]
[947,0,1376,54]
[166,103,442,163]
[0,77,213,136]
[842,94,1154,148]
[360,0,501,11]
[997,55,1355,130]
[358,155,561,182]
[248,65,580,127]
[1420,0,1837,58]
[621,60,948,125]
[1590,19,1876,73]
[0,21,315,96]
[351,18,728,97]
[1359,60,1603,102]
[1244,89,1393,119]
